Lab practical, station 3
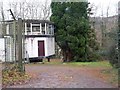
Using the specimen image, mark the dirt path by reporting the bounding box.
[6,64,116,88]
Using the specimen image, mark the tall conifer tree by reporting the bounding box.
[50,1,90,62]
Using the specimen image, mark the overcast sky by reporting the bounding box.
[0,0,119,17]
[88,0,119,17]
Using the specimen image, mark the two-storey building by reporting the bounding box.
[24,20,55,62]
[0,19,55,62]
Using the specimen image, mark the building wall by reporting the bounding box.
[0,24,3,37]
[6,37,12,62]
[46,37,55,57]
[0,37,55,62]
[0,20,55,62]
[0,38,5,61]
[25,37,55,58]
[0,37,13,62]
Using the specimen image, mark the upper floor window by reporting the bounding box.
[25,22,54,35]
[32,26,40,32]
[42,26,45,34]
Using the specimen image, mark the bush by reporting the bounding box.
[108,45,118,68]
[73,51,101,62]
[87,52,101,62]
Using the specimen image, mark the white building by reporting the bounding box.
[24,20,55,62]
[0,19,55,62]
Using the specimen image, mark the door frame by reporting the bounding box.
[38,40,45,57]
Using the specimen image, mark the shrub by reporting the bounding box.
[87,52,101,62]
[108,45,118,68]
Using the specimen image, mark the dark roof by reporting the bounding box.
[24,19,54,25]
[4,19,54,25]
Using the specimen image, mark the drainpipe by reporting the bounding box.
[40,23,42,34]
[25,23,27,35]
[30,23,32,35]
[45,23,47,34]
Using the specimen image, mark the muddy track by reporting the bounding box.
[6,64,116,88]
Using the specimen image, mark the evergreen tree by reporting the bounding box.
[50,1,90,62]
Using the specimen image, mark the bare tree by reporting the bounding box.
[41,0,51,20]
[7,1,51,20]
[0,2,5,36]
[8,2,29,19]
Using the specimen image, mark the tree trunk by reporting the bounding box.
[62,49,73,62]
[66,50,73,62]
[62,50,67,62]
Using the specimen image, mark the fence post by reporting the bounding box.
[17,18,24,72]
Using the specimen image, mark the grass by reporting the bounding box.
[64,61,113,68]
[41,59,112,68]
[101,68,118,86]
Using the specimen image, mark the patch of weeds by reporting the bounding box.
[101,68,118,86]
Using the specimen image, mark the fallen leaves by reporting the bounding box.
[2,68,31,87]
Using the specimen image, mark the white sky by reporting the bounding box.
[0,0,120,17]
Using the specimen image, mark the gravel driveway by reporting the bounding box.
[6,64,116,88]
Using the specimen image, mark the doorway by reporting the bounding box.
[38,41,45,56]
